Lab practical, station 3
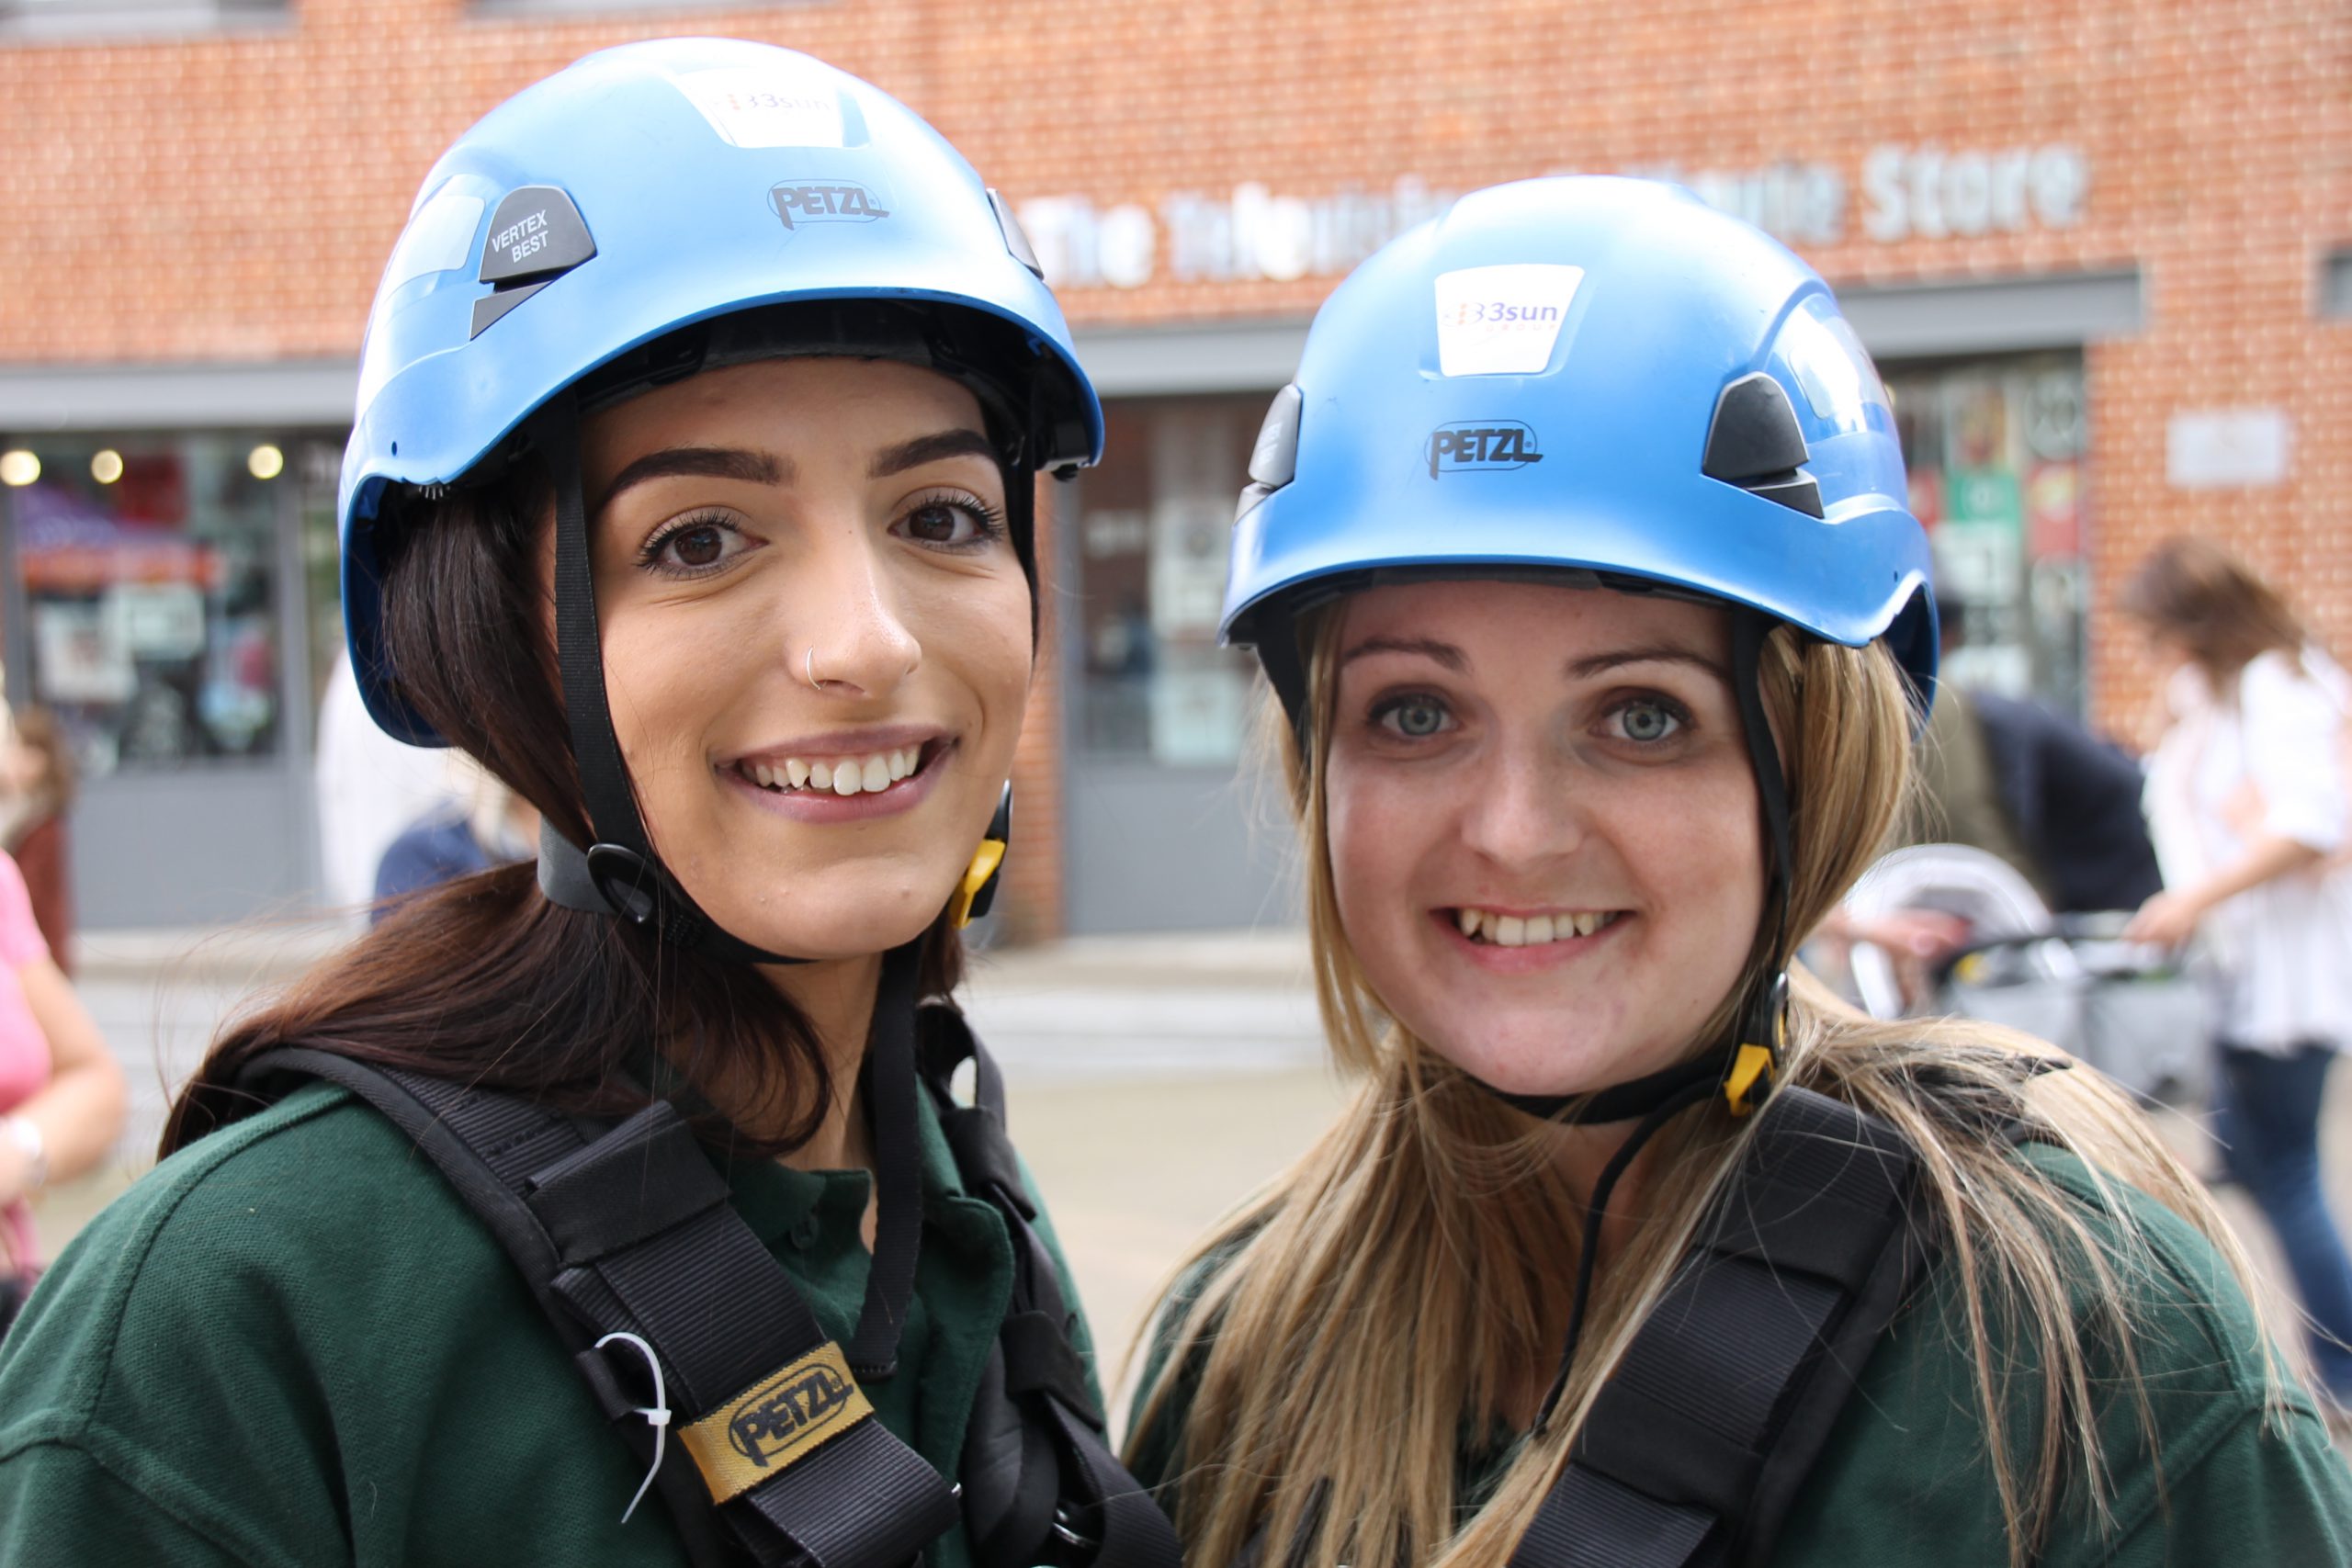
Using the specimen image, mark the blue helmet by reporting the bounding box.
[1222,175,1935,718]
[341,36,1102,746]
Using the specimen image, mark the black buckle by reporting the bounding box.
[585,843,662,926]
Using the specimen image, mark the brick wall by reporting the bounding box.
[2,0,2344,931]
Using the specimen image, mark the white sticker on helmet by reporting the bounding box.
[1433,265,1583,377]
[671,67,846,150]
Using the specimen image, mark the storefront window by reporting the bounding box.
[4,433,286,774]
[1886,354,2089,713]
[1073,396,1265,764]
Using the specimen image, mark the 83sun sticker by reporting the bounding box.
[670,66,846,150]
[1432,264,1583,377]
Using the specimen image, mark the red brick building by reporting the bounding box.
[0,0,2342,935]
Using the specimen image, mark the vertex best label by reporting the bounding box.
[1432,264,1583,377]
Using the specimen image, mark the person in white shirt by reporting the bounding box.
[313,649,463,920]
[2124,534,2352,1409]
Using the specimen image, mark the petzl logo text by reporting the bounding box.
[728,1360,856,1468]
[769,182,892,230]
[1427,421,1545,479]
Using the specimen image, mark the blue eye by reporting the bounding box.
[1374,694,1453,739]
[1611,700,1682,743]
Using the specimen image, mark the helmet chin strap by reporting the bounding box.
[1482,607,1793,1127]
[1497,608,1799,1425]
[535,393,808,965]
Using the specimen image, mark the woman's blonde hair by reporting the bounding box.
[1128,602,2278,1568]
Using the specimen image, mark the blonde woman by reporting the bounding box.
[1125,179,2352,1568]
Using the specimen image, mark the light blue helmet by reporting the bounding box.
[341,37,1101,745]
[1221,175,1935,723]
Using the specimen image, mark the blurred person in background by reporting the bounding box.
[0,705,78,974]
[0,845,124,1333]
[314,646,465,919]
[370,752,539,921]
[1127,179,2352,1568]
[1910,598,2163,916]
[2121,535,2352,1416]
[1817,597,2165,1003]
[0,40,1180,1568]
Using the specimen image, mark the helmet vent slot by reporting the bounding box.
[1702,372,1823,519]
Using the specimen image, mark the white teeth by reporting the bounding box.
[1455,908,1615,946]
[744,749,920,796]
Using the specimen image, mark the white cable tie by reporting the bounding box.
[594,1331,673,1525]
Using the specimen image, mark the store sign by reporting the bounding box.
[2166,408,2293,489]
[1018,146,2089,290]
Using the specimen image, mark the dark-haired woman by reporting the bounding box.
[0,40,1171,1568]
[2124,535,2352,1417]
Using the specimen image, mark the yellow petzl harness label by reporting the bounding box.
[679,1342,874,1504]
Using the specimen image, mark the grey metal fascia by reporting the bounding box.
[1836,268,2143,358]
[1069,320,1312,399]
[0,360,357,434]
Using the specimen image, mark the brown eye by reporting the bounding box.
[904,502,970,544]
[639,515,752,577]
[670,525,725,567]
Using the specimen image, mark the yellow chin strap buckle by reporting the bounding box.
[948,786,1012,929]
[1724,1043,1777,1117]
[1724,973,1789,1118]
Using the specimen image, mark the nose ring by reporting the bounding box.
[805,647,826,691]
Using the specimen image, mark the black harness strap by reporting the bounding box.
[1507,1086,1928,1568]
[919,1008,1184,1568]
[234,990,1179,1568]
[238,980,959,1568]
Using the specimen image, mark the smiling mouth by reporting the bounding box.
[1449,907,1624,948]
[731,740,940,799]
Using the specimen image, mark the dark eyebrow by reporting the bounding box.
[1339,636,1469,672]
[598,446,787,513]
[1568,644,1730,682]
[869,427,999,479]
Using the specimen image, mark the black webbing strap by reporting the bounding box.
[239,1046,959,1568]
[536,396,797,966]
[1508,1086,1927,1568]
[918,1008,1183,1568]
[846,943,925,1380]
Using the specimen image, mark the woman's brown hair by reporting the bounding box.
[9,705,76,817]
[163,465,967,1159]
[2119,536,2310,687]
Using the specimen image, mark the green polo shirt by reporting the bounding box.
[0,1077,1093,1566]
[1127,1145,2352,1566]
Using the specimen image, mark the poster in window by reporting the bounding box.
[33,604,135,704]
